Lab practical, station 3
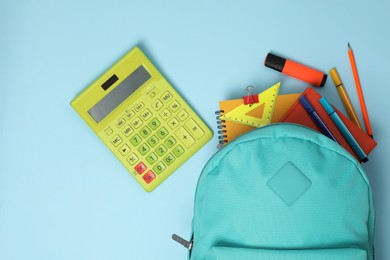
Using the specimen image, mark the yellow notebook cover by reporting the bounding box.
[218,93,300,143]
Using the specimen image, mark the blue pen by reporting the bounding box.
[319,97,368,163]
[299,96,338,143]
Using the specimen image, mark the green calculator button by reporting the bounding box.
[161,91,173,103]
[125,110,136,120]
[110,135,122,147]
[157,127,169,139]
[127,153,139,165]
[175,127,195,148]
[163,153,175,166]
[140,109,152,121]
[131,116,143,129]
[169,100,181,112]
[147,135,159,147]
[152,99,163,111]
[185,119,205,139]
[148,118,161,130]
[119,144,131,156]
[130,134,142,146]
[134,102,145,112]
[138,143,150,155]
[122,125,133,136]
[153,162,166,175]
[168,117,179,129]
[146,152,158,164]
[160,108,172,120]
[164,136,176,148]
[116,118,126,128]
[173,145,185,157]
[156,144,167,156]
[177,109,189,121]
[140,126,151,138]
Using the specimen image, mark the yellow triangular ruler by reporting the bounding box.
[221,82,280,127]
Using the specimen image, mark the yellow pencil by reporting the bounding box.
[329,67,363,129]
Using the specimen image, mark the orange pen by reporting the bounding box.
[348,43,373,138]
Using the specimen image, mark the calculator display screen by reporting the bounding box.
[88,65,151,123]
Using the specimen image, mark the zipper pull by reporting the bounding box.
[172,234,193,250]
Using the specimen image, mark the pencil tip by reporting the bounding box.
[348,42,351,48]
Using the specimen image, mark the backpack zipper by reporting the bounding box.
[172,234,193,250]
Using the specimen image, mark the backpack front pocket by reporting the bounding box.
[206,246,367,260]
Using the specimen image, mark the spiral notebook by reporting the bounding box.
[217,92,300,144]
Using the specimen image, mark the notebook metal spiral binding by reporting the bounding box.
[215,110,227,149]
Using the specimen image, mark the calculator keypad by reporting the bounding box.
[104,89,207,188]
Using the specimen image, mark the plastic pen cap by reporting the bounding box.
[329,68,343,86]
[264,53,286,72]
[320,97,335,115]
[299,96,314,113]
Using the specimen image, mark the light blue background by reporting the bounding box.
[1,0,389,259]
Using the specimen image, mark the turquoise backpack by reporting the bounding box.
[174,123,375,260]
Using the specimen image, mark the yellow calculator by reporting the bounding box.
[71,47,212,192]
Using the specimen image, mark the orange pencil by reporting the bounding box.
[348,43,373,138]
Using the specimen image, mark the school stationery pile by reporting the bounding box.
[174,44,377,259]
[216,44,377,163]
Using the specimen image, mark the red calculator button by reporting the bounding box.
[142,171,156,184]
[135,162,147,174]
